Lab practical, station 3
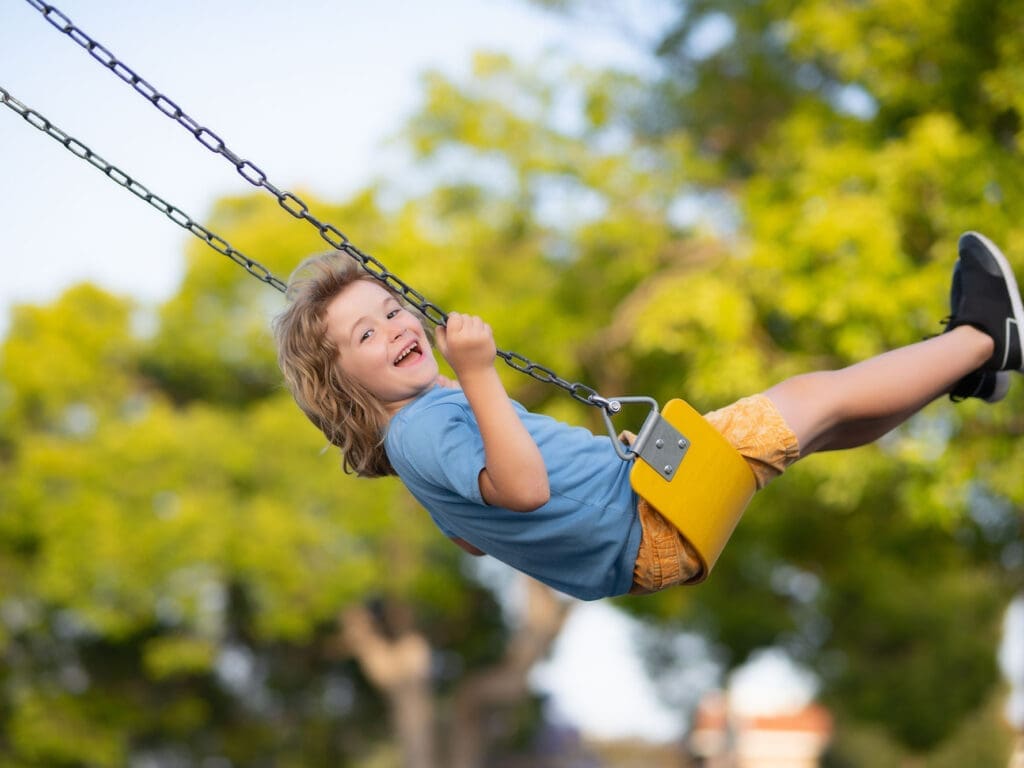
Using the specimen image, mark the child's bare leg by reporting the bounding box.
[797,409,919,452]
[764,326,993,456]
[753,231,1022,462]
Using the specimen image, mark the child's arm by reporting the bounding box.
[435,312,550,512]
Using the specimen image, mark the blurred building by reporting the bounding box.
[688,691,833,768]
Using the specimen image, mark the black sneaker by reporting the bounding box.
[947,231,1024,372]
[949,369,1010,403]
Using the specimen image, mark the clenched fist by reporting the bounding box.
[435,312,497,379]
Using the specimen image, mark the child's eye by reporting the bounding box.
[386,308,401,319]
[359,329,373,343]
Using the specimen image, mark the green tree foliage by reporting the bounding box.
[568,0,1024,757]
[366,26,1024,753]
[0,202,521,764]
[3,0,1024,763]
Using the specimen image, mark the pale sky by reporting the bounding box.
[0,0,658,329]
[1000,595,1024,729]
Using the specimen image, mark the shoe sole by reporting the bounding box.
[962,231,1024,372]
[987,372,1012,403]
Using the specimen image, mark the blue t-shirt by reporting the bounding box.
[384,386,641,600]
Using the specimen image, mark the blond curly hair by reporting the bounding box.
[273,252,402,477]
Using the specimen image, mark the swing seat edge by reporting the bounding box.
[629,398,756,582]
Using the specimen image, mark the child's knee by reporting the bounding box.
[703,394,801,490]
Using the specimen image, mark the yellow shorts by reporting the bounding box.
[629,394,801,594]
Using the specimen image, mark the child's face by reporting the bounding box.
[326,280,439,415]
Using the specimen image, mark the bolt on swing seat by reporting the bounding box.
[604,397,757,583]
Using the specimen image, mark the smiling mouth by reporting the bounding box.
[393,341,422,367]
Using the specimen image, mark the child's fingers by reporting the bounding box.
[434,324,449,356]
[458,314,491,340]
[440,312,495,368]
[445,312,491,342]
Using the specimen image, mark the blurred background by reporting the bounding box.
[2,0,1023,766]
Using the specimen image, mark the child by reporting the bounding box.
[274,232,1023,601]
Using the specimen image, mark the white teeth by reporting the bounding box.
[394,342,418,365]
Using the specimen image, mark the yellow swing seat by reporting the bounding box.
[610,398,756,582]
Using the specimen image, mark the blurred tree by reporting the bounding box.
[4,0,1024,764]
[397,27,1023,753]
[0,183,595,766]
[525,0,1024,758]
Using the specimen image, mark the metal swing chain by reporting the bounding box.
[0,87,287,294]
[17,0,615,413]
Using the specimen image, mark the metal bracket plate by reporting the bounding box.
[633,411,690,481]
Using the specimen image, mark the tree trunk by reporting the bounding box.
[338,577,572,768]
[1009,734,1024,768]
[341,604,436,768]
[448,577,573,768]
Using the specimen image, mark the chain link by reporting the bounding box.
[16,0,615,411]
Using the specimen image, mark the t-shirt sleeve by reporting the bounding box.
[391,402,488,506]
